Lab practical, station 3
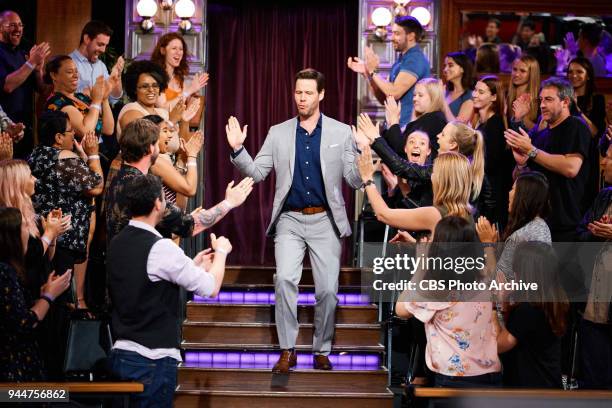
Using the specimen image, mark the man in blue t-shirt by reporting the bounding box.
[348,16,430,128]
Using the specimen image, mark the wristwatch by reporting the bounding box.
[527,147,539,160]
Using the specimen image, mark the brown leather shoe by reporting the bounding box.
[313,354,333,370]
[272,350,297,374]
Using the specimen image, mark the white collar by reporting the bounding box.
[128,219,162,237]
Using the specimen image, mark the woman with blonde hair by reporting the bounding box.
[507,55,540,130]
[0,159,70,297]
[383,78,453,159]
[472,75,513,227]
[357,148,473,235]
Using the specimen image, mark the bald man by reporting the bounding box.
[0,10,50,158]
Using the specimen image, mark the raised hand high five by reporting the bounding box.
[225,116,247,150]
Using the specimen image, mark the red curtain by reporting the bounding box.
[204,0,359,265]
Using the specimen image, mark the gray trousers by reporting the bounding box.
[273,211,342,355]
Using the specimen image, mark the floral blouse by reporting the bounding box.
[46,92,103,135]
[0,262,45,381]
[402,301,501,377]
[28,145,102,255]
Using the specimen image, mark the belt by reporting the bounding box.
[288,206,327,215]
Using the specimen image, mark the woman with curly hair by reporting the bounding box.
[150,32,208,110]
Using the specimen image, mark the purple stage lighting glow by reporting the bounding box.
[182,351,381,370]
[193,291,370,305]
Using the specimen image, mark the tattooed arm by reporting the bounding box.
[191,177,255,236]
[192,201,232,236]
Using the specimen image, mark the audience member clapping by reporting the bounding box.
[396,216,502,387]
[44,55,115,139]
[0,206,71,381]
[150,32,208,110]
[28,111,103,300]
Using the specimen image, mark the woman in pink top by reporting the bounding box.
[396,216,502,387]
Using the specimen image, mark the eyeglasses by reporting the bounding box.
[137,83,160,91]
[4,23,24,30]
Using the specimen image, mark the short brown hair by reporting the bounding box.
[295,68,325,93]
[80,20,113,44]
[120,119,160,163]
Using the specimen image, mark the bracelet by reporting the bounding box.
[186,162,197,167]
[215,248,229,256]
[25,61,35,70]
[361,179,375,189]
[88,154,100,161]
[41,235,52,246]
[40,293,55,305]
[188,155,197,158]
[89,103,102,111]
[483,243,496,248]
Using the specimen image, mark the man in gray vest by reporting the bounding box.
[226,68,362,373]
[107,174,232,406]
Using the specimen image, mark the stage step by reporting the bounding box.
[174,386,393,408]
[186,302,378,324]
[175,266,392,407]
[182,322,381,347]
[178,367,389,391]
[223,266,363,286]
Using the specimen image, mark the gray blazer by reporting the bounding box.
[231,114,362,237]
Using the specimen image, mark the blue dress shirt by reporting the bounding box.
[284,115,327,209]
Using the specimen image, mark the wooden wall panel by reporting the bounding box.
[36,0,91,55]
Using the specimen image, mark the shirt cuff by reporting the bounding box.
[230,146,244,159]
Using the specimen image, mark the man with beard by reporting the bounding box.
[0,10,50,158]
[69,20,124,105]
[104,119,253,243]
[348,16,430,128]
[505,77,591,242]
[226,68,362,373]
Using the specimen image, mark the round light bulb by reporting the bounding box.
[371,7,393,27]
[175,0,196,19]
[394,0,410,6]
[410,7,431,26]
[136,0,158,18]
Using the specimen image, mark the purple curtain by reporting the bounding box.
[204,0,359,265]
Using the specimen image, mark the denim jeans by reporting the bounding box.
[434,371,502,388]
[108,349,178,407]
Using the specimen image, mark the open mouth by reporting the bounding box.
[410,149,421,159]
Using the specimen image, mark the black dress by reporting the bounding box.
[477,114,513,228]
[0,262,45,381]
[23,220,53,300]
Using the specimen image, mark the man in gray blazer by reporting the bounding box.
[226,68,362,373]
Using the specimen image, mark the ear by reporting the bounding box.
[54,132,63,146]
[83,34,90,44]
[318,89,325,102]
